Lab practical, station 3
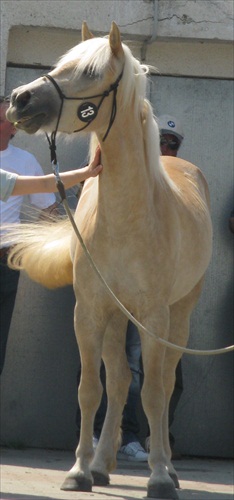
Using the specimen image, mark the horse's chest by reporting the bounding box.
[74,235,171,307]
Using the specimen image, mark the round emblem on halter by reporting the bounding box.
[77,102,98,122]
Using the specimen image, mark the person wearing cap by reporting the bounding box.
[115,116,185,459]
[158,115,184,157]
[144,116,185,459]
[159,115,184,455]
[0,95,103,376]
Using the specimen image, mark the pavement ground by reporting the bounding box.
[0,447,233,500]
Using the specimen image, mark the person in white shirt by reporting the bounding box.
[0,96,54,373]
[0,96,102,374]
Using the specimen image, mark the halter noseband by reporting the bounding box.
[44,70,123,165]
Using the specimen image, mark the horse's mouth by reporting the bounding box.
[13,113,47,134]
[6,105,47,134]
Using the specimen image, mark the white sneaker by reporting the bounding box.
[117,441,148,462]
[93,436,99,449]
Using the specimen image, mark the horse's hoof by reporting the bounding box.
[92,470,110,486]
[147,481,179,499]
[169,471,180,489]
[61,476,92,492]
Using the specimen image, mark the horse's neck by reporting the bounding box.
[96,118,159,223]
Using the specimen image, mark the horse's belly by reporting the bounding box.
[169,240,212,304]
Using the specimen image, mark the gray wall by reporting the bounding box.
[1,69,233,456]
[150,75,234,457]
[2,0,233,93]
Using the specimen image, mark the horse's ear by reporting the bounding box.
[109,22,124,58]
[82,21,94,41]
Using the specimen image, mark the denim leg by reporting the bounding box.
[169,360,183,427]
[169,360,183,445]
[0,257,20,375]
[121,321,142,446]
[75,364,82,440]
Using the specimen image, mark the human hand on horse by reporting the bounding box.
[84,146,103,179]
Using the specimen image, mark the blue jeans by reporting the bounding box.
[121,321,142,445]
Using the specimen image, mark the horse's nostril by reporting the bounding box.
[16,90,31,108]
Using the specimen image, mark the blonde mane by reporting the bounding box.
[62,36,179,192]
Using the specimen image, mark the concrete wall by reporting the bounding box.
[1,0,233,92]
[1,0,233,457]
[150,75,234,457]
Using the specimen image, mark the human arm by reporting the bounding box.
[11,146,102,196]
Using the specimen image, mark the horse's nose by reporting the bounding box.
[13,90,31,109]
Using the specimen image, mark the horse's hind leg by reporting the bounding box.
[162,278,205,490]
[61,304,106,492]
[90,310,131,485]
[140,306,179,499]
[142,281,204,499]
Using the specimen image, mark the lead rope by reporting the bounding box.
[55,184,233,356]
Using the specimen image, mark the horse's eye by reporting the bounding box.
[83,67,93,78]
[83,67,100,80]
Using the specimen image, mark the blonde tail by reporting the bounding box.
[5,218,73,289]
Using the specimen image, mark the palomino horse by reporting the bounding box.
[6,22,212,499]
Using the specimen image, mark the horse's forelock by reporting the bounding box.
[56,38,111,81]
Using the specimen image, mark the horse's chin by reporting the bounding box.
[14,113,47,134]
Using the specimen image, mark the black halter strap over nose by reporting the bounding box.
[44,70,123,165]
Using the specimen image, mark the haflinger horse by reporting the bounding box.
[6,22,212,499]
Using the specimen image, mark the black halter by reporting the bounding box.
[44,70,123,165]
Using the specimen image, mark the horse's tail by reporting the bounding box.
[5,218,73,289]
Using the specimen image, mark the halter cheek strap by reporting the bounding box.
[44,70,123,165]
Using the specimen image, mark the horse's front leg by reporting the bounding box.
[61,304,105,492]
[140,307,179,500]
[90,310,131,485]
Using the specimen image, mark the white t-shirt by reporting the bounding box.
[0,168,18,201]
[0,144,56,246]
